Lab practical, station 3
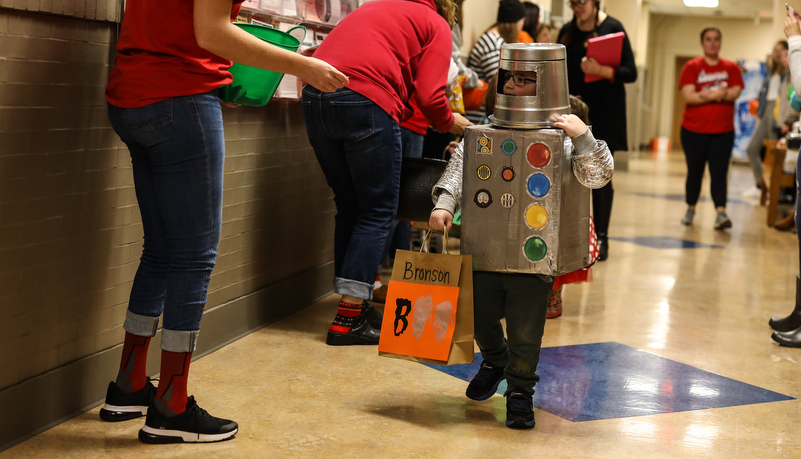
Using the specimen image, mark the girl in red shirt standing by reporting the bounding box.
[678,27,744,230]
[101,0,348,444]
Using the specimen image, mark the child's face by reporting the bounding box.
[502,71,537,96]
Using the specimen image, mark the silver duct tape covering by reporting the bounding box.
[491,43,570,129]
[458,125,591,276]
[572,139,614,189]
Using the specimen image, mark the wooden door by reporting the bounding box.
[672,56,693,151]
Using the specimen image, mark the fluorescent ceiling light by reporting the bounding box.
[683,0,718,7]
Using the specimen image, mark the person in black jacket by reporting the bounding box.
[558,0,637,261]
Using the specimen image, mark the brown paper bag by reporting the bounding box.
[378,238,474,366]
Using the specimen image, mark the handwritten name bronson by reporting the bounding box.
[403,261,451,284]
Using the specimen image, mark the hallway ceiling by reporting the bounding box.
[645,0,777,21]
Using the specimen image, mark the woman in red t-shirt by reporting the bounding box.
[101,0,348,445]
[678,26,744,230]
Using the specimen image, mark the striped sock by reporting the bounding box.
[154,350,192,417]
[114,332,151,394]
[330,301,364,333]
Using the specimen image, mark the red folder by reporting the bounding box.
[584,31,625,83]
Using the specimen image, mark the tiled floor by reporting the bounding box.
[4,151,801,458]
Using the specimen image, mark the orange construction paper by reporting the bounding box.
[378,280,460,361]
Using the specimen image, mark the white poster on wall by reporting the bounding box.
[733,59,766,160]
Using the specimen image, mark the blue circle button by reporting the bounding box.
[527,173,551,198]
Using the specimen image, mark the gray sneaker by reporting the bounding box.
[714,212,732,230]
[681,209,695,226]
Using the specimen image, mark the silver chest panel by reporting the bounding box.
[460,125,590,275]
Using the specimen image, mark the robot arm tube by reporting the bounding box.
[571,133,614,189]
[431,140,465,213]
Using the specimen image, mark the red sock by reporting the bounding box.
[330,301,363,333]
[115,332,151,394]
[155,350,192,416]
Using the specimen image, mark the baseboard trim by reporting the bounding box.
[0,262,334,452]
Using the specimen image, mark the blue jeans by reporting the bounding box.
[107,91,224,352]
[385,127,426,259]
[302,87,402,299]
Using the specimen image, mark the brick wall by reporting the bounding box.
[0,0,120,22]
[0,6,334,404]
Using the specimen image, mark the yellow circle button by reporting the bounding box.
[525,205,549,229]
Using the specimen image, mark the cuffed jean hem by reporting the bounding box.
[334,277,373,300]
[123,310,159,337]
[161,329,200,353]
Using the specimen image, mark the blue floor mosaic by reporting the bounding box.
[423,342,794,422]
[610,236,723,249]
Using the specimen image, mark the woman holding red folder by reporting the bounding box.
[557,0,637,261]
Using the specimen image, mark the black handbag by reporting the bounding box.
[395,157,448,222]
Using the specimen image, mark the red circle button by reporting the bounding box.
[527,143,551,168]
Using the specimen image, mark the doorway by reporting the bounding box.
[672,56,693,151]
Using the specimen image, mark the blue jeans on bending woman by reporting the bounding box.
[107,91,224,353]
[302,87,402,300]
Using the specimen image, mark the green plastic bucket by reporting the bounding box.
[219,24,306,106]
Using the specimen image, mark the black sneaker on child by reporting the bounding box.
[99,378,157,422]
[361,301,383,329]
[465,360,506,401]
[138,396,238,444]
[505,390,535,429]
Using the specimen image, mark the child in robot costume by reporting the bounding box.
[428,69,613,429]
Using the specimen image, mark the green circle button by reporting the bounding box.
[524,237,547,261]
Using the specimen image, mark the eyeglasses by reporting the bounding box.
[567,0,589,7]
[508,74,537,87]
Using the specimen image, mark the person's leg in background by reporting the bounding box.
[707,131,735,230]
[304,87,401,345]
[374,127,425,303]
[591,157,613,261]
[680,127,712,227]
[105,92,238,443]
[743,103,774,197]
[769,154,801,346]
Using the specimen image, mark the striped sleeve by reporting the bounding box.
[467,33,505,83]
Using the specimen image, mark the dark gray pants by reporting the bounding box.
[473,271,552,396]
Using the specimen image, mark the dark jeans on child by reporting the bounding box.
[473,271,552,396]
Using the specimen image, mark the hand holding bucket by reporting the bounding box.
[219,24,306,106]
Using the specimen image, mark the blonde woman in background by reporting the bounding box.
[743,41,789,199]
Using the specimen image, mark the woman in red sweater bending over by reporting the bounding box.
[302,0,471,346]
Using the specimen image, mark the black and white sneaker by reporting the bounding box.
[465,360,505,401]
[505,390,536,429]
[138,396,238,444]
[99,378,156,422]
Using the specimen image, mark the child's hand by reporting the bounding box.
[552,114,588,138]
[787,5,801,37]
[443,141,460,157]
[429,209,453,232]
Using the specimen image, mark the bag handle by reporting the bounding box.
[421,229,449,255]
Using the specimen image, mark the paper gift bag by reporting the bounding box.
[378,237,474,366]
